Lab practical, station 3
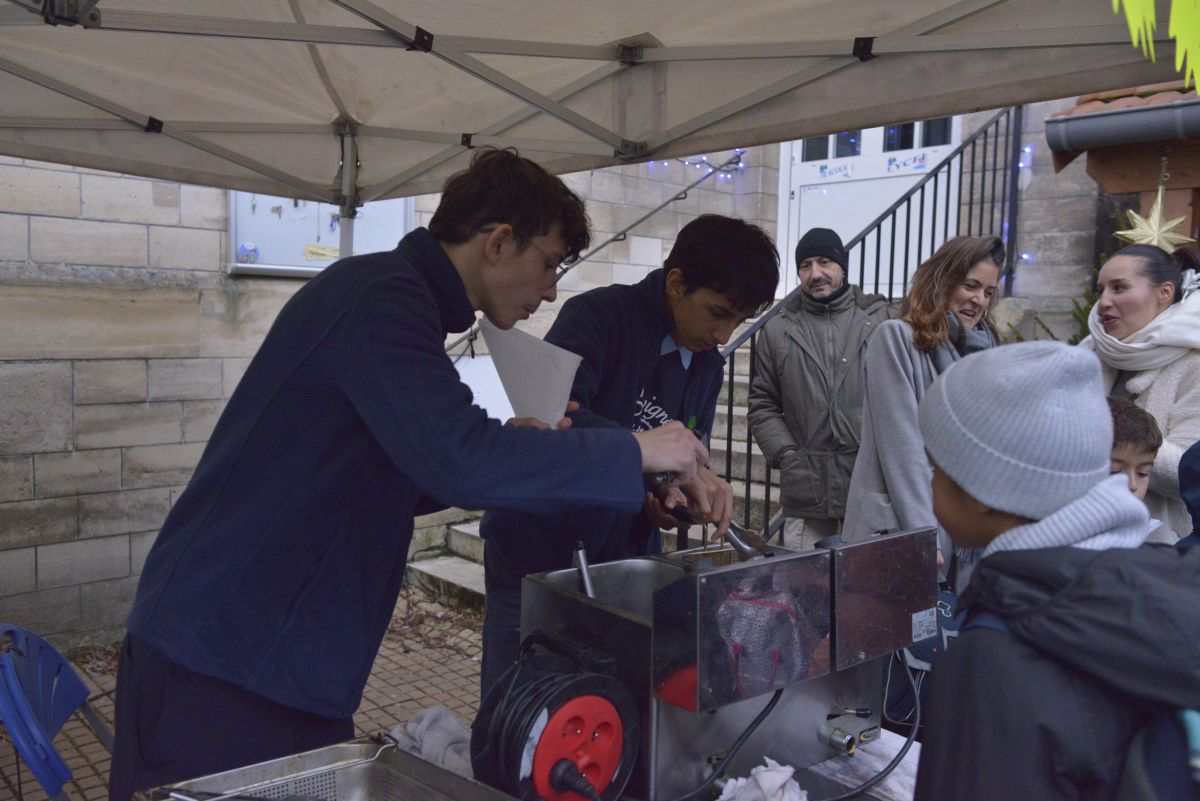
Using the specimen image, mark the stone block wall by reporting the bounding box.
[0,157,298,646]
[0,147,779,646]
[961,100,1102,341]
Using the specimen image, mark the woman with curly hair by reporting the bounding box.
[843,235,1003,591]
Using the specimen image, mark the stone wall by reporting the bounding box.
[0,157,300,646]
[962,100,1102,341]
[0,146,779,646]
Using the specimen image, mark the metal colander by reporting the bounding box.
[137,736,518,801]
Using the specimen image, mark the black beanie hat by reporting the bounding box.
[794,228,846,272]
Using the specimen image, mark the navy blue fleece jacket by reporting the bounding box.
[481,269,725,573]
[126,228,644,718]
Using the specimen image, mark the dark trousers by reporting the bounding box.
[479,541,524,703]
[108,635,354,801]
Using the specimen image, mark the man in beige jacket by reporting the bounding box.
[748,228,892,549]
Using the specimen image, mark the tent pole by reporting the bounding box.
[339,126,358,258]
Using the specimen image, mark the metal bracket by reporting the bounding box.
[618,44,644,65]
[406,25,433,52]
[460,132,473,148]
[143,116,163,133]
[40,0,100,27]
[614,139,648,159]
[852,37,876,61]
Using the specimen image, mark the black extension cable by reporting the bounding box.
[621,688,784,801]
[815,654,921,801]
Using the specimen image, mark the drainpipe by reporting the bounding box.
[1045,99,1200,152]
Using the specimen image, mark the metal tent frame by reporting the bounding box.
[0,0,1178,251]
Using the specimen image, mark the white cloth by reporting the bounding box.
[388,706,473,778]
[983,475,1149,558]
[717,757,808,801]
[1080,268,1200,371]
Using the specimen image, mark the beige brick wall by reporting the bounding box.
[0,158,296,646]
[961,100,1101,340]
[0,146,778,646]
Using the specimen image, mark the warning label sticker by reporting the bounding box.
[912,608,937,641]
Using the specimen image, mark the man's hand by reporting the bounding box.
[680,468,733,538]
[644,484,688,530]
[504,401,580,432]
[633,421,708,484]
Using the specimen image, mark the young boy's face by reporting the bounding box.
[1110,444,1155,500]
[929,459,995,550]
[664,268,752,352]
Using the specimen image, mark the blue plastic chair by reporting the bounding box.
[0,624,114,800]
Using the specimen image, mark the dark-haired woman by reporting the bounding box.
[843,235,1003,591]
[1080,244,1200,542]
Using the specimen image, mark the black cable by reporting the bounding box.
[622,688,784,801]
[814,654,921,801]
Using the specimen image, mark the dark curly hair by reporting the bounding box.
[663,215,780,315]
[429,148,590,264]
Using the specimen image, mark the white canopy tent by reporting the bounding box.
[0,0,1180,251]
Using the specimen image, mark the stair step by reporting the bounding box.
[448,520,484,563]
[710,437,768,483]
[405,555,485,613]
[720,373,752,406]
[711,405,751,442]
[731,480,783,530]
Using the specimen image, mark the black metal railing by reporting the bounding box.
[719,106,1023,538]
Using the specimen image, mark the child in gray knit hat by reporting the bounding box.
[912,341,1200,801]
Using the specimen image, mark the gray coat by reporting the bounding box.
[842,318,993,590]
[747,286,891,519]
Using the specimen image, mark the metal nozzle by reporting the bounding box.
[574,541,596,599]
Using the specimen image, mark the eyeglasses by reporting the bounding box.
[479,226,577,279]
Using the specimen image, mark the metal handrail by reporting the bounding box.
[722,107,1017,358]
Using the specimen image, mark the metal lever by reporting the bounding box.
[573,541,596,599]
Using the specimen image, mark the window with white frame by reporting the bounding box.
[228,191,414,276]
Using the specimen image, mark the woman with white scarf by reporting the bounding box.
[1080,244,1200,543]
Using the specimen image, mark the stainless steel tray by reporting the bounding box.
[136,735,519,801]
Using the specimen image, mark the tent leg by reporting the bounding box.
[339,212,355,258]
[338,124,359,258]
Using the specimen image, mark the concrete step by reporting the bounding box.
[731,480,783,531]
[448,520,484,563]
[719,373,752,406]
[405,555,485,613]
[711,404,751,442]
[710,437,769,484]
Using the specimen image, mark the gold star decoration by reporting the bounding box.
[1115,182,1197,252]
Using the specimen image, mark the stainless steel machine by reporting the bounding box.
[520,528,937,800]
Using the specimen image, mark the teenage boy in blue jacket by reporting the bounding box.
[479,214,781,697]
[108,149,710,801]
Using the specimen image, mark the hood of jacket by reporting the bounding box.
[964,543,1200,709]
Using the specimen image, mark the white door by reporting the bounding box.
[777,119,962,300]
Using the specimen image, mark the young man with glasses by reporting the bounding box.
[109,149,709,801]
[478,213,781,698]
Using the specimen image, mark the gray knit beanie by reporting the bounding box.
[918,341,1112,520]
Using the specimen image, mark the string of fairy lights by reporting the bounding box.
[644,148,749,182]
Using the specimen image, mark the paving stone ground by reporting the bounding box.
[0,585,483,801]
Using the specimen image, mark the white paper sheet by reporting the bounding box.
[478,319,582,426]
